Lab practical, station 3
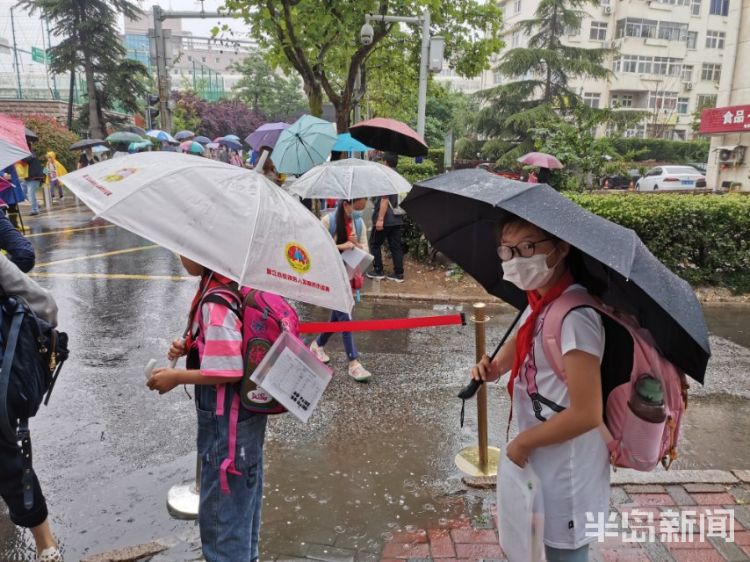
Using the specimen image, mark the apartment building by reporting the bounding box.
[489,0,738,139]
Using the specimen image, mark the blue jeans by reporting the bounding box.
[196,385,267,562]
[545,544,589,562]
[316,310,358,361]
[26,180,40,213]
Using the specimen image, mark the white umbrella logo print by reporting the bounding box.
[62,152,354,313]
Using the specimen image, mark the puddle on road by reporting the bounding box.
[704,304,750,349]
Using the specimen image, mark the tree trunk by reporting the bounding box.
[306,84,324,117]
[84,59,104,139]
[334,101,351,133]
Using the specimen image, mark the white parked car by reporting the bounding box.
[636,166,706,191]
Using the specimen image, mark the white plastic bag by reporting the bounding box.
[498,455,546,562]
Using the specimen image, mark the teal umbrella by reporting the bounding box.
[333,133,371,153]
[272,115,337,175]
[180,141,204,154]
[106,131,143,144]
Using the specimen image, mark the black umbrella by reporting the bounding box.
[401,168,710,383]
[24,127,38,141]
[121,125,147,137]
[70,138,106,150]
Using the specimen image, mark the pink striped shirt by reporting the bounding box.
[193,301,244,379]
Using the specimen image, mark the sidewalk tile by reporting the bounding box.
[675,507,744,531]
[611,487,632,507]
[381,543,430,560]
[453,543,504,559]
[665,486,696,507]
[728,486,750,504]
[709,536,749,562]
[428,530,455,559]
[618,506,664,521]
[391,531,428,544]
[733,470,750,483]
[450,529,498,544]
[599,549,652,562]
[684,484,728,494]
[669,550,725,562]
[690,493,737,506]
[734,531,750,546]
[625,485,667,494]
[628,494,676,507]
[663,538,714,549]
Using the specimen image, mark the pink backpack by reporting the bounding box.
[539,289,689,471]
[200,285,299,493]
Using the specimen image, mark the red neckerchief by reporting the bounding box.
[507,270,574,400]
[344,214,355,241]
[184,270,233,349]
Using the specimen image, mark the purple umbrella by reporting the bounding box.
[245,122,290,151]
[518,152,564,169]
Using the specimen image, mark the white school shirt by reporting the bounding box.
[512,284,610,549]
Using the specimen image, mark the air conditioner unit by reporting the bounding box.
[685,82,693,90]
[718,145,747,165]
[603,5,613,14]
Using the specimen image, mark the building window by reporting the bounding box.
[701,63,721,81]
[616,18,658,39]
[618,55,639,73]
[202,57,206,62]
[691,0,702,14]
[565,24,581,36]
[709,0,729,15]
[658,22,688,41]
[686,31,698,48]
[681,65,693,82]
[493,71,503,84]
[697,94,717,107]
[638,56,652,74]
[656,0,689,4]
[649,91,678,110]
[612,94,634,108]
[625,123,646,138]
[705,30,726,48]
[673,129,687,140]
[652,57,669,75]
[511,31,521,47]
[677,97,690,114]
[590,22,608,41]
[583,92,601,108]
[514,0,522,13]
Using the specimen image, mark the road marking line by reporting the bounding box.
[28,272,193,281]
[25,224,116,238]
[34,244,161,268]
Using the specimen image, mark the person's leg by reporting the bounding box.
[28,180,40,214]
[386,226,404,279]
[368,227,386,278]
[30,520,58,552]
[334,310,358,361]
[544,544,589,562]
[315,309,338,348]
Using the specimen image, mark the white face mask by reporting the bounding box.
[502,249,559,291]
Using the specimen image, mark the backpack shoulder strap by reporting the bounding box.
[327,212,337,237]
[540,288,601,382]
[0,301,26,444]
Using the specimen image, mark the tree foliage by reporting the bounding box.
[19,0,148,138]
[477,0,612,157]
[222,0,503,131]
[171,91,265,139]
[232,55,307,121]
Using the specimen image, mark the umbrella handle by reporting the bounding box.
[456,308,524,400]
[254,149,269,173]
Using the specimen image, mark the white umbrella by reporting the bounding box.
[62,152,354,312]
[289,158,412,200]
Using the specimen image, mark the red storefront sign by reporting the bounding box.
[700,105,750,134]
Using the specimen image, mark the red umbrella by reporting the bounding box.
[518,152,564,169]
[349,117,428,157]
[0,114,31,170]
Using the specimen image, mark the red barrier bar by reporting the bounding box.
[299,313,466,334]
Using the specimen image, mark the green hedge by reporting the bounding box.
[427,148,445,173]
[568,193,750,291]
[396,158,437,185]
[609,138,710,163]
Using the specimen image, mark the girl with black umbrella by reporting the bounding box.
[471,216,607,562]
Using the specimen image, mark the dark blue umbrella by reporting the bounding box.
[218,138,242,151]
[194,135,212,145]
[401,169,710,383]
[174,130,195,141]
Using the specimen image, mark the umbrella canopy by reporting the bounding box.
[180,141,205,154]
[106,131,143,144]
[290,158,411,200]
[61,152,354,313]
[401,169,710,383]
[70,139,106,150]
[174,130,195,141]
[333,133,371,153]
[92,145,110,154]
[128,140,152,153]
[0,114,31,169]
[349,118,428,157]
[245,122,289,151]
[24,127,38,141]
[121,125,147,137]
[223,134,241,143]
[272,115,337,176]
[206,142,220,150]
[518,152,563,169]
[194,135,212,145]
[219,138,242,151]
[147,130,177,144]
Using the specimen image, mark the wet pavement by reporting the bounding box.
[1,200,749,561]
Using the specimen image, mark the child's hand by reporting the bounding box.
[167,338,187,361]
[507,434,531,468]
[147,368,179,394]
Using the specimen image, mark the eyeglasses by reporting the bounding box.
[497,238,553,261]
